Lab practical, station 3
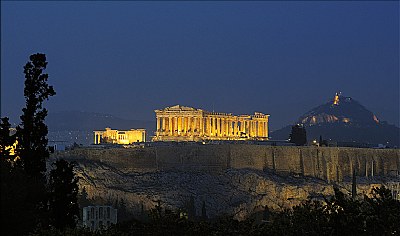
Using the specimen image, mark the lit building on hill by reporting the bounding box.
[93,128,146,144]
[82,205,117,231]
[153,105,269,142]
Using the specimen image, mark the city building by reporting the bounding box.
[82,205,117,231]
[93,128,146,144]
[48,140,67,152]
[153,105,269,142]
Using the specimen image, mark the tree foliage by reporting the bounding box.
[0,157,44,235]
[261,185,400,236]
[16,53,56,180]
[48,159,80,230]
[1,53,56,235]
[1,53,80,235]
[19,185,400,236]
[289,124,307,146]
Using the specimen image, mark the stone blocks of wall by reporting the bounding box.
[53,145,400,182]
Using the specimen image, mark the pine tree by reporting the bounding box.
[78,187,91,208]
[201,201,207,220]
[1,53,56,234]
[188,195,196,220]
[1,117,38,235]
[289,124,307,146]
[16,53,55,180]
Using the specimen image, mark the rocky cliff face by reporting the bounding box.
[72,158,393,220]
[51,145,400,220]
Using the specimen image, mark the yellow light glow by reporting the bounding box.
[333,92,340,105]
[342,118,350,123]
[4,140,20,162]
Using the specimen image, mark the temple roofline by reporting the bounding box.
[156,104,270,117]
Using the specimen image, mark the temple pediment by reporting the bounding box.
[163,105,198,111]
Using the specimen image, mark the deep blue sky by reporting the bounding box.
[1,1,399,130]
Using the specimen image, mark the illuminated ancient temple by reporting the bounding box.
[94,128,146,144]
[153,105,269,141]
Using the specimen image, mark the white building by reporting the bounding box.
[82,205,117,231]
[48,140,67,152]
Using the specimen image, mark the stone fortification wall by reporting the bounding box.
[54,145,400,182]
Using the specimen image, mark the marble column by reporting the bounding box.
[215,117,219,136]
[212,117,215,136]
[174,117,178,135]
[216,117,219,136]
[260,121,263,137]
[250,121,253,137]
[216,118,220,136]
[156,117,160,132]
[227,119,230,137]
[183,117,187,135]
[183,117,187,134]
[192,117,196,133]
[199,116,203,135]
[161,117,165,132]
[221,118,225,136]
[192,117,195,133]
[199,117,203,135]
[186,117,189,134]
[262,121,265,137]
[186,117,190,134]
[225,119,228,136]
[208,117,212,136]
[169,117,172,135]
[177,117,180,134]
[220,118,223,135]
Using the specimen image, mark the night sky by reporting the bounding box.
[2,1,399,131]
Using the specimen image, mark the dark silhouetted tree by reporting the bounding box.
[1,159,43,236]
[262,205,270,222]
[77,187,91,208]
[48,159,79,230]
[1,53,55,235]
[363,186,400,234]
[201,201,207,220]
[16,53,55,180]
[289,124,307,146]
[185,195,196,220]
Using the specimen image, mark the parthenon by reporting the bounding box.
[153,105,269,141]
